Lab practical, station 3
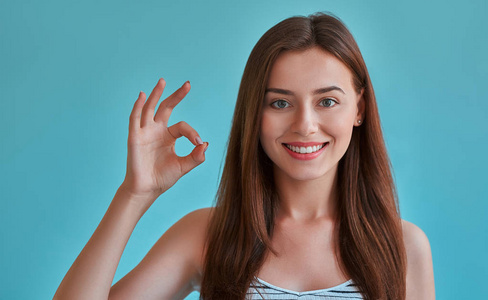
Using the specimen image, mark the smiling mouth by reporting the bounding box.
[283,142,329,154]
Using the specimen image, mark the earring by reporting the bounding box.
[357,120,362,124]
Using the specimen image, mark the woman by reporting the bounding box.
[54,12,435,300]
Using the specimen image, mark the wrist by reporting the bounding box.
[114,184,160,218]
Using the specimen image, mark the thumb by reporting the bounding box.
[179,142,208,175]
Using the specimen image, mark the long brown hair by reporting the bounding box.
[200,12,406,300]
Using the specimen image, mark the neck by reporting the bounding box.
[273,164,339,223]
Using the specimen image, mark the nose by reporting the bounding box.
[291,106,318,136]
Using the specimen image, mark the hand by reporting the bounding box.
[120,78,208,203]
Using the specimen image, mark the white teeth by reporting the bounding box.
[285,143,326,154]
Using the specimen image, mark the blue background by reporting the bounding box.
[1,0,487,299]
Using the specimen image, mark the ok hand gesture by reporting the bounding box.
[120,79,208,209]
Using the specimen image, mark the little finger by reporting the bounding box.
[129,91,146,132]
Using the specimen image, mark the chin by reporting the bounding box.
[276,165,334,182]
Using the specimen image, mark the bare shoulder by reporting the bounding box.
[109,207,214,300]
[152,206,215,273]
[166,206,214,268]
[177,206,214,234]
[401,219,435,300]
[175,206,214,263]
[401,219,431,255]
[165,206,213,253]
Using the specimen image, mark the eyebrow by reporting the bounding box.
[265,86,346,95]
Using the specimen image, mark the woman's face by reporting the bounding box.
[260,46,364,182]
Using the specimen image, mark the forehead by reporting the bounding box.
[267,47,355,94]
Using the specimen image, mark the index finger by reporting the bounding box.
[154,81,191,124]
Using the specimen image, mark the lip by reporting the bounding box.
[282,142,329,161]
[283,142,326,147]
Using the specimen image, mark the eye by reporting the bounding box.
[271,99,290,109]
[319,98,337,108]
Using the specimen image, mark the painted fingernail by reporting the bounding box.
[204,142,209,152]
[196,136,203,145]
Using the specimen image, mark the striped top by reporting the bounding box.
[246,277,363,299]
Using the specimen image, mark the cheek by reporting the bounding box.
[323,111,355,141]
[259,112,287,160]
[259,114,273,150]
[260,112,284,141]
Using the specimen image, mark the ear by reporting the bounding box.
[354,88,365,127]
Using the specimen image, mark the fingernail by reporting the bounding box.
[204,142,209,152]
[196,136,203,145]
